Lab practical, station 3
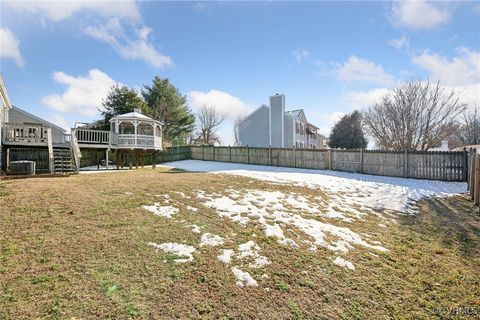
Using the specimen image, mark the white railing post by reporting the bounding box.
[47,127,54,173]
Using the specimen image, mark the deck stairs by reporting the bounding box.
[53,148,75,173]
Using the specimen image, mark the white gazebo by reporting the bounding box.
[109,108,162,150]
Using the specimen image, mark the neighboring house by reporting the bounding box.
[236,94,325,149]
[429,140,449,151]
[1,75,164,175]
[7,106,68,145]
[0,75,12,171]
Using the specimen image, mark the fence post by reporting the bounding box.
[404,149,408,178]
[360,148,364,174]
[328,149,332,170]
[202,145,205,161]
[212,145,215,161]
[463,147,468,182]
[475,155,480,205]
[229,145,232,163]
[268,145,272,166]
[293,145,296,168]
[247,145,250,164]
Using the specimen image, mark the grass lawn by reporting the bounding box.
[0,167,479,319]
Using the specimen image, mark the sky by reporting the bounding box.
[1,1,479,145]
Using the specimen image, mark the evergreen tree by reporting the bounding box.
[98,85,147,129]
[142,76,195,145]
[328,110,368,149]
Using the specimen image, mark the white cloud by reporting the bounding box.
[0,27,25,67]
[84,19,173,69]
[188,90,252,120]
[292,49,310,62]
[41,69,117,116]
[412,47,480,87]
[342,88,391,109]
[5,0,140,22]
[333,56,395,86]
[391,0,450,29]
[388,36,410,50]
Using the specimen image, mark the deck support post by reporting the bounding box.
[96,151,100,170]
[116,150,120,170]
[152,152,157,169]
[129,151,133,170]
[106,149,109,170]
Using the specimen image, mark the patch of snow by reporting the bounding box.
[190,224,201,234]
[186,205,198,213]
[217,249,234,264]
[237,241,271,268]
[333,256,355,270]
[198,189,387,254]
[161,160,466,214]
[231,266,258,287]
[142,203,179,218]
[199,233,224,247]
[125,192,133,196]
[147,242,196,263]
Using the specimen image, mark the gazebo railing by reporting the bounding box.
[72,128,161,149]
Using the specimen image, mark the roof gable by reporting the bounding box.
[11,106,66,132]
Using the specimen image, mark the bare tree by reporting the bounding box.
[193,105,225,145]
[363,80,466,151]
[456,106,480,145]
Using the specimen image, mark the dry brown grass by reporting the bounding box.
[0,168,479,319]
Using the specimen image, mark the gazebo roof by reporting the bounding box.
[110,109,162,125]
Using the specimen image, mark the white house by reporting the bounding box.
[236,94,325,149]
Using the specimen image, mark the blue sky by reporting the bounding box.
[1,1,479,144]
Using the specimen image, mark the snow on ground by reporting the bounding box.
[231,266,258,287]
[237,241,271,268]
[199,233,224,247]
[190,224,201,234]
[142,203,179,218]
[160,160,466,214]
[186,205,198,213]
[218,249,234,264]
[333,256,355,270]
[200,188,387,254]
[147,242,196,263]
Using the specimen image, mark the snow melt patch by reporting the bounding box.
[161,160,466,214]
[199,189,387,254]
[190,224,201,234]
[186,205,198,213]
[142,203,179,218]
[218,249,234,264]
[147,242,196,263]
[333,256,355,270]
[231,266,258,288]
[199,233,224,247]
[237,241,271,268]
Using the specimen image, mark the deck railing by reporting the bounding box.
[75,128,110,144]
[2,123,49,144]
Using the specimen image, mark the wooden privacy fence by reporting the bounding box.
[467,148,480,206]
[189,145,467,182]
